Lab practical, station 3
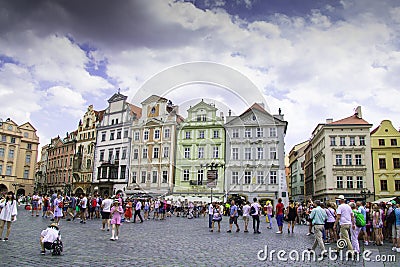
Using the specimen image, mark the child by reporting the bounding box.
[124,200,133,223]
[110,200,123,241]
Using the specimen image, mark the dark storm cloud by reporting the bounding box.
[0,0,204,50]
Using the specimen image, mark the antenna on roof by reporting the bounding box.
[118,88,121,94]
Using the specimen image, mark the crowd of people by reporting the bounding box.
[1,190,400,257]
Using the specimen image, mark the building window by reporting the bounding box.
[164,128,170,139]
[379,158,386,169]
[153,147,159,158]
[8,149,14,159]
[391,139,397,146]
[0,148,4,157]
[163,147,169,158]
[337,176,343,189]
[213,130,219,139]
[185,131,191,139]
[257,171,264,184]
[108,149,113,161]
[245,128,251,138]
[132,171,137,183]
[116,130,122,139]
[256,127,263,138]
[162,171,168,183]
[395,180,400,191]
[231,172,238,184]
[144,130,149,141]
[269,171,277,184]
[198,130,205,139]
[330,137,336,146]
[110,131,115,140]
[99,150,104,161]
[122,148,127,159]
[142,148,148,159]
[141,171,146,183]
[154,129,160,139]
[244,171,251,184]
[10,137,15,144]
[1,135,6,142]
[270,147,277,160]
[393,158,400,169]
[25,154,31,164]
[133,149,138,160]
[359,136,365,146]
[257,147,263,160]
[380,180,388,191]
[120,165,126,179]
[340,137,346,146]
[134,131,140,141]
[356,176,363,189]
[196,115,201,122]
[0,165,2,175]
[197,170,204,185]
[378,139,385,146]
[346,176,353,188]
[232,148,239,160]
[6,165,12,175]
[336,155,342,166]
[183,169,189,181]
[244,148,251,160]
[115,149,120,160]
[213,146,219,158]
[232,129,239,138]
[269,128,277,137]
[355,154,362,166]
[184,147,190,159]
[349,136,356,146]
[198,147,204,159]
[345,154,352,165]
[124,130,129,138]
[23,169,29,179]
[152,171,158,183]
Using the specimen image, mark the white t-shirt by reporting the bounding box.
[337,203,352,225]
[251,202,261,216]
[242,204,250,217]
[136,201,142,211]
[208,204,213,215]
[41,227,60,243]
[102,198,113,212]
[81,197,88,209]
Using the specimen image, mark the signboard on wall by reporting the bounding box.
[206,170,218,188]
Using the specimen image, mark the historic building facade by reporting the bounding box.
[0,118,39,196]
[174,100,225,201]
[93,92,141,197]
[309,107,374,202]
[224,103,288,205]
[35,144,48,194]
[73,105,104,195]
[371,120,400,200]
[288,141,308,203]
[129,95,181,197]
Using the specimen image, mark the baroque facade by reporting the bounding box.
[288,141,308,203]
[224,103,288,205]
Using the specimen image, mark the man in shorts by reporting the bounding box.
[101,194,113,231]
[227,200,240,233]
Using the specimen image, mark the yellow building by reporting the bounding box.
[371,120,400,199]
[0,118,39,196]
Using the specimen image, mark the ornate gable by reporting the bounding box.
[108,92,128,103]
[141,95,168,105]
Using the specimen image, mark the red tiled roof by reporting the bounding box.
[94,109,106,123]
[370,125,379,135]
[129,104,142,119]
[328,114,370,125]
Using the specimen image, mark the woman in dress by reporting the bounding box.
[372,203,383,245]
[210,204,222,232]
[286,200,297,233]
[110,200,123,241]
[53,193,63,225]
[0,191,18,241]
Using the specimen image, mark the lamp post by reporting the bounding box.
[201,163,225,203]
[360,189,372,203]
[12,183,19,194]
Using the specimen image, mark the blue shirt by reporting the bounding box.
[395,208,400,226]
[358,206,366,220]
[230,205,238,217]
[309,206,327,225]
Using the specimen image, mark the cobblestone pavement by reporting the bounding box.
[0,207,399,267]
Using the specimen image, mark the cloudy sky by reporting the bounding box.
[1,0,400,156]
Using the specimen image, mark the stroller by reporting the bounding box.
[51,236,63,256]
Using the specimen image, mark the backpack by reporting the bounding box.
[58,201,63,208]
[387,208,396,225]
[353,210,366,227]
[250,205,256,216]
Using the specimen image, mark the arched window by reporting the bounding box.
[86,159,91,169]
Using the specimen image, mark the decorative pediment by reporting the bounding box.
[378,173,388,179]
[188,100,217,113]
[144,118,163,127]
[19,122,37,132]
[107,93,127,103]
[141,95,168,105]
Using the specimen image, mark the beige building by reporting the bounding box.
[0,118,39,196]
[35,144,49,194]
[309,107,374,202]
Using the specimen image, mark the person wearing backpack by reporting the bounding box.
[251,198,261,234]
[349,202,361,253]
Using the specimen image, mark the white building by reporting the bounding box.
[129,95,182,197]
[224,103,288,205]
[93,92,141,197]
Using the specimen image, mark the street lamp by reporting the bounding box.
[360,189,372,203]
[200,163,225,203]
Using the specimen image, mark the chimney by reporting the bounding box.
[355,106,362,119]
[220,112,224,120]
[326,118,333,124]
[228,110,232,116]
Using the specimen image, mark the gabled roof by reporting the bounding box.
[328,114,370,125]
[18,122,37,131]
[128,104,142,119]
[94,109,106,123]
[188,100,217,112]
[242,103,268,116]
[108,92,127,103]
[141,95,168,105]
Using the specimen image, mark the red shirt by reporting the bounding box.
[276,203,284,215]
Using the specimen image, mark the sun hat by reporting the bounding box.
[337,195,345,200]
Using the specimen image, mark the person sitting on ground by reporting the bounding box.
[40,223,60,255]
